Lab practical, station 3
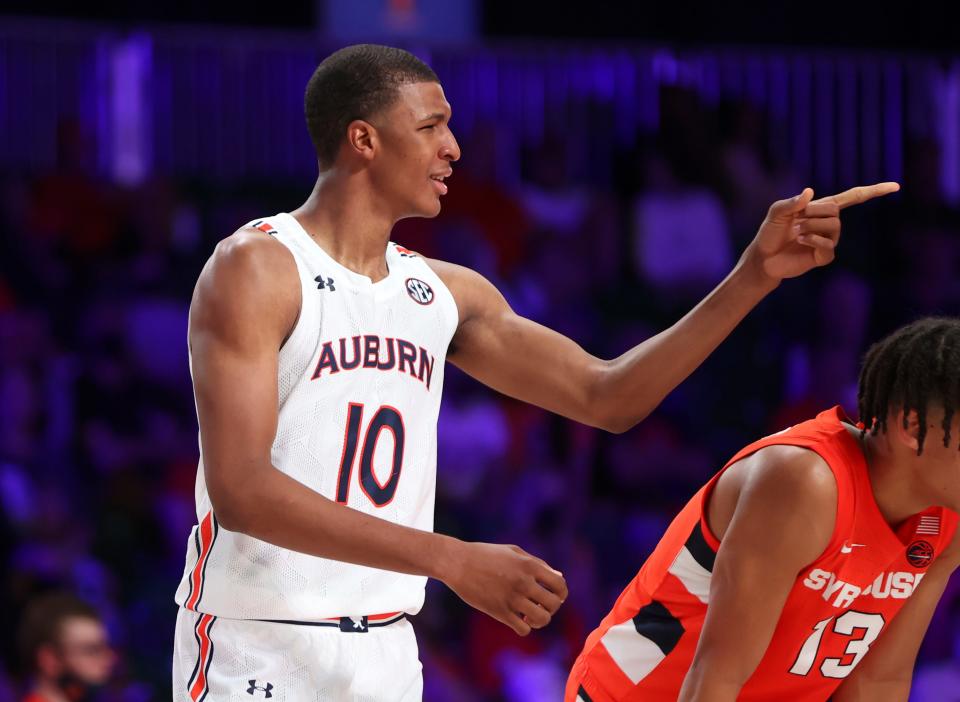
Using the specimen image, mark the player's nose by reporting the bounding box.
[441,130,461,162]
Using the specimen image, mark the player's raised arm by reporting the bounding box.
[830,533,960,702]
[432,183,898,433]
[189,228,566,636]
[676,446,838,702]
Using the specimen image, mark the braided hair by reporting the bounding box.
[857,317,960,455]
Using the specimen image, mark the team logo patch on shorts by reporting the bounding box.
[906,540,934,568]
[405,278,434,305]
[247,680,273,698]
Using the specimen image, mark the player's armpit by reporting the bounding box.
[830,532,960,702]
[678,446,838,702]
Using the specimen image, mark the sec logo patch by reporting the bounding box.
[405,278,434,305]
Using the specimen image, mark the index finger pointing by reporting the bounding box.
[821,181,900,210]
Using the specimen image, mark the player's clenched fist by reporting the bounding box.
[439,541,568,636]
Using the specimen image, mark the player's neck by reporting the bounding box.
[291,172,395,281]
[859,430,939,527]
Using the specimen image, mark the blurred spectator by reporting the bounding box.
[631,150,733,301]
[16,592,115,702]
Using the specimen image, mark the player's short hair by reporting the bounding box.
[858,317,960,454]
[304,44,439,170]
[17,592,101,671]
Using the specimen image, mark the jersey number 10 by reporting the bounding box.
[335,403,405,507]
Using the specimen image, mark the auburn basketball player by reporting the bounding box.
[568,318,960,702]
[173,43,898,700]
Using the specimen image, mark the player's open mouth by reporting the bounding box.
[430,173,449,196]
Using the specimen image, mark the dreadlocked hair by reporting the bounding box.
[857,317,960,455]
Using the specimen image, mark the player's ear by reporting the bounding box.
[892,408,921,453]
[345,119,377,163]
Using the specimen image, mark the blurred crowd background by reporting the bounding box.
[2,3,960,701]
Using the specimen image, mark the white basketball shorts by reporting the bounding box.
[172,607,423,701]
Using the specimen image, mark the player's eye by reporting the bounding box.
[419,124,437,131]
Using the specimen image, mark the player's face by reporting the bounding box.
[898,406,960,510]
[370,82,460,219]
[930,412,960,507]
[56,617,115,685]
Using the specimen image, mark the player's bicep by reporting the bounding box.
[428,258,606,426]
[682,449,837,694]
[189,231,299,523]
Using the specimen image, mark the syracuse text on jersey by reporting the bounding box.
[803,568,925,608]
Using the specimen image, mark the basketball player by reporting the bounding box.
[173,44,898,700]
[567,317,960,702]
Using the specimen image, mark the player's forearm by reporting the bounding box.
[596,254,777,432]
[677,666,745,702]
[211,463,460,583]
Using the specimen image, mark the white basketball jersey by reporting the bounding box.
[174,213,459,621]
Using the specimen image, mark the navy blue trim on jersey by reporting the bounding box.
[686,521,716,573]
[633,600,685,656]
[185,526,201,607]
[256,613,406,631]
[187,613,203,692]
[576,685,594,702]
[198,617,217,702]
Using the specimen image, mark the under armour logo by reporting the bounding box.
[247,680,273,698]
[339,615,369,632]
[315,275,336,291]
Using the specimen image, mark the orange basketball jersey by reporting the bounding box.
[568,407,958,702]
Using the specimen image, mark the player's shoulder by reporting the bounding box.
[420,256,505,319]
[420,255,479,286]
[198,226,299,298]
[209,226,297,278]
[710,444,839,564]
[735,444,838,512]
[192,226,300,322]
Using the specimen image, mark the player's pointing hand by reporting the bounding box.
[440,541,568,636]
[743,182,900,283]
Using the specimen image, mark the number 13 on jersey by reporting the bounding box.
[336,403,406,507]
[789,611,886,679]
